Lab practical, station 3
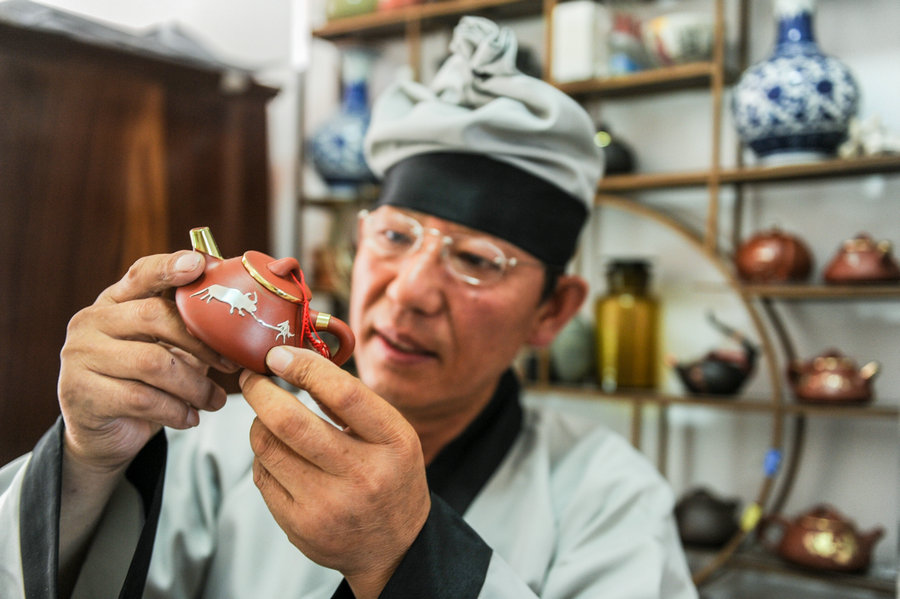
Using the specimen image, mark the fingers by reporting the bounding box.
[262,346,409,446]
[240,371,352,474]
[84,338,227,412]
[61,328,226,415]
[78,295,236,373]
[96,251,205,306]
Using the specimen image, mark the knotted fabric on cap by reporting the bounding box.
[364,16,602,268]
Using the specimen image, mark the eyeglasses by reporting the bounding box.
[358,207,543,286]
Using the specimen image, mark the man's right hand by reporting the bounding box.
[58,251,238,474]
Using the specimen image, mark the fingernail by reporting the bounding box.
[266,346,294,373]
[186,408,200,427]
[238,369,253,387]
[175,252,202,273]
[211,387,227,411]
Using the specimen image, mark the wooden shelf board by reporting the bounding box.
[598,155,900,193]
[554,62,717,97]
[690,547,897,594]
[722,153,900,184]
[312,0,542,39]
[526,384,899,419]
[599,170,711,192]
[742,284,900,300]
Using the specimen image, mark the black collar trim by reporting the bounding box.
[19,418,167,599]
[425,369,523,514]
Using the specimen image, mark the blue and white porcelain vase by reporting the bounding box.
[310,49,376,192]
[731,0,859,163]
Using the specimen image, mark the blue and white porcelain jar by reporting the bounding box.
[731,0,859,163]
[310,49,376,192]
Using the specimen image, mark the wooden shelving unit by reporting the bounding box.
[304,0,897,593]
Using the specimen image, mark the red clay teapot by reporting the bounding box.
[823,233,900,284]
[787,349,879,404]
[175,227,354,374]
[735,227,813,283]
[761,505,884,573]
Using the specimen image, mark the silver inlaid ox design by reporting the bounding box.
[190,284,294,343]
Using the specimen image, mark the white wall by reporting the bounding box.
[37,0,898,573]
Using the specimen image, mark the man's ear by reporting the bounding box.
[527,275,588,348]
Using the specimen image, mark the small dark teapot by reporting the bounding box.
[787,349,879,404]
[669,312,758,396]
[761,505,884,573]
[823,233,900,284]
[594,123,636,175]
[175,227,355,374]
[674,487,740,548]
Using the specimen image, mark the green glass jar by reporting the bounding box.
[595,259,659,391]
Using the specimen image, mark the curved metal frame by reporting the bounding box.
[595,194,787,585]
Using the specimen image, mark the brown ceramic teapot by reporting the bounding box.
[734,227,813,283]
[823,233,900,284]
[787,349,879,404]
[175,228,355,374]
[762,505,884,573]
[735,228,813,283]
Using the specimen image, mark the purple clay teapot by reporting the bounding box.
[674,487,740,548]
[823,233,900,284]
[669,312,758,396]
[175,228,355,374]
[787,348,879,404]
[762,505,884,573]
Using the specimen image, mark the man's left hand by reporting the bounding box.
[239,346,431,599]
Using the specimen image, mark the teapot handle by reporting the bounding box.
[309,310,355,366]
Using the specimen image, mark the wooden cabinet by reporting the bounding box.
[0,20,276,463]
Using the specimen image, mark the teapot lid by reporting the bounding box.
[241,251,310,304]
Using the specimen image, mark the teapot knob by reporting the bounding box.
[189,227,223,259]
[268,257,301,277]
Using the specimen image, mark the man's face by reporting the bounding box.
[348,207,547,418]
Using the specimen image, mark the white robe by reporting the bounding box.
[1,385,697,599]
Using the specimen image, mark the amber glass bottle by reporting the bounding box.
[595,260,659,391]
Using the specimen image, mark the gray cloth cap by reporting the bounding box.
[363,16,603,208]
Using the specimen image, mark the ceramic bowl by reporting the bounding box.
[642,12,714,67]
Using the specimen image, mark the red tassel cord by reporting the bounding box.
[292,270,331,359]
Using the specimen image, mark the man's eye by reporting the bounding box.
[381,229,414,247]
[453,250,502,272]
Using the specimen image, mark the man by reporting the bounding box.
[0,17,696,599]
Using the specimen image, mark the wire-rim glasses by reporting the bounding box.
[358,207,542,286]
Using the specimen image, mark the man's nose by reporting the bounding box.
[385,234,447,314]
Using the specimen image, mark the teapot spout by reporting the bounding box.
[706,311,758,370]
[860,526,886,552]
[189,227,223,259]
[859,361,880,381]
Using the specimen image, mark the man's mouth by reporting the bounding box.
[376,330,438,358]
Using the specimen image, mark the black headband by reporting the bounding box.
[376,152,588,268]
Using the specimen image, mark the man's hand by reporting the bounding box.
[58,251,236,474]
[240,346,432,599]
